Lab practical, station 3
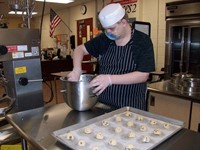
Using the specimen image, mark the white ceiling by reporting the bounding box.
[0,0,93,19]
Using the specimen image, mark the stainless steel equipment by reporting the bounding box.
[165,1,200,79]
[0,28,44,146]
[178,77,200,93]
[170,72,193,87]
[60,74,97,111]
[5,103,200,150]
[0,28,44,112]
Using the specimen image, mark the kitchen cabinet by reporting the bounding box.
[148,91,191,128]
[191,102,200,132]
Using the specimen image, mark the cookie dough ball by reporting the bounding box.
[150,119,157,125]
[163,123,170,129]
[78,140,86,147]
[142,135,151,143]
[102,120,109,126]
[96,132,104,140]
[92,146,99,150]
[108,139,117,146]
[115,116,122,122]
[137,115,144,121]
[140,125,147,132]
[125,144,135,150]
[128,131,136,138]
[125,111,132,117]
[153,129,161,135]
[84,127,92,134]
[115,127,122,133]
[127,121,134,127]
[66,132,74,140]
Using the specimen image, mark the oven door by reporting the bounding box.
[165,19,200,78]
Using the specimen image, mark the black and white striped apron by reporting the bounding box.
[97,39,147,110]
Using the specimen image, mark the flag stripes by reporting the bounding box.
[50,8,61,37]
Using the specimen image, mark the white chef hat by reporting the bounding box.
[98,3,125,28]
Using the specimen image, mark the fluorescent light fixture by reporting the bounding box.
[35,0,74,4]
[8,11,38,15]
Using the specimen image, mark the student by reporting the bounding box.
[67,3,155,110]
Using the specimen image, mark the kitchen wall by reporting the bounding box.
[139,0,183,71]
[6,0,186,71]
[32,0,97,56]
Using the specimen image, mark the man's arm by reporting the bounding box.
[90,72,149,96]
[67,44,89,81]
[110,71,149,84]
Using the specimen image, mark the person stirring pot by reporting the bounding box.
[67,3,155,111]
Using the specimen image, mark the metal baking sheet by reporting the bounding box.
[52,107,184,150]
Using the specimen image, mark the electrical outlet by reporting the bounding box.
[150,95,155,106]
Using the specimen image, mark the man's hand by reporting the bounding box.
[67,68,82,81]
[89,74,112,95]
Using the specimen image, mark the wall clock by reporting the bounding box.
[80,4,87,15]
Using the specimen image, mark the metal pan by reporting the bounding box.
[178,85,200,93]
[172,73,193,79]
[170,73,193,87]
[52,107,183,150]
[180,78,200,87]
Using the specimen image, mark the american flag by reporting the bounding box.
[50,8,61,37]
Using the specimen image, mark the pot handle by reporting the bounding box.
[60,89,66,93]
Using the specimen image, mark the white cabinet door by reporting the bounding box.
[191,102,200,132]
[148,91,191,128]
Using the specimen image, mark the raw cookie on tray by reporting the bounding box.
[142,135,151,143]
[64,131,75,141]
[150,119,158,125]
[102,120,110,127]
[153,128,162,135]
[127,131,136,138]
[84,127,93,134]
[125,144,136,150]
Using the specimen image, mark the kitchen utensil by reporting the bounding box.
[170,73,193,87]
[52,107,183,150]
[178,77,200,93]
[60,74,97,111]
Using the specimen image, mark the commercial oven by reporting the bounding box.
[165,1,200,79]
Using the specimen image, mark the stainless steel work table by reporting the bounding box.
[148,80,200,103]
[5,103,200,150]
[148,80,200,131]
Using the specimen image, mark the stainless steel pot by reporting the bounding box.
[170,73,193,87]
[178,77,200,93]
[60,74,97,111]
[180,78,200,87]
[178,86,200,93]
[172,73,193,79]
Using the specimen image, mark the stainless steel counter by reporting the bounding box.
[5,103,200,150]
[148,80,200,103]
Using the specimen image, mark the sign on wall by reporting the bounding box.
[109,0,137,5]
[104,0,138,18]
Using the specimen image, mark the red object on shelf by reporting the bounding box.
[82,54,93,73]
